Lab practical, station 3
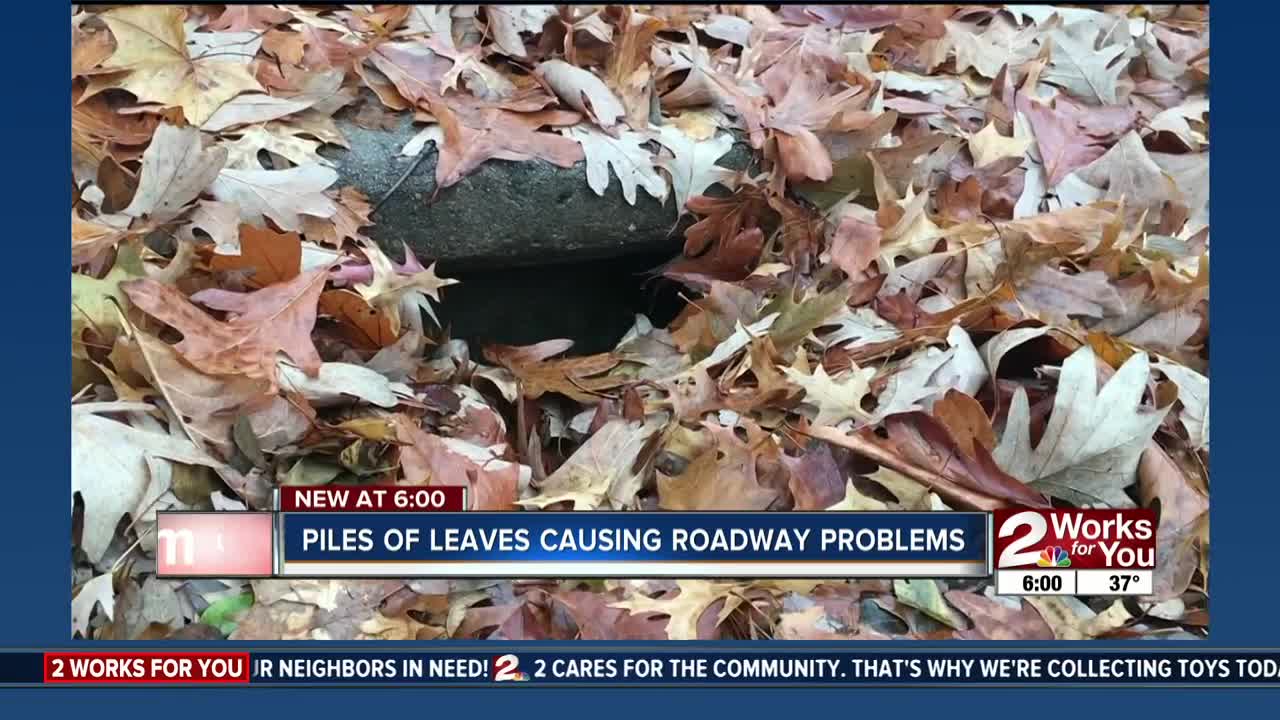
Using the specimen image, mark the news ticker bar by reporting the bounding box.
[154,490,1158,586]
[6,651,1280,686]
[157,494,991,579]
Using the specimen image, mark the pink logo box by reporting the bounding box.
[155,512,274,577]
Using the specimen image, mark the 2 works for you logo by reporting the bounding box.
[995,508,1155,571]
[1037,546,1071,568]
[492,654,530,682]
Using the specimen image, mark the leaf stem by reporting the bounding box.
[372,149,432,216]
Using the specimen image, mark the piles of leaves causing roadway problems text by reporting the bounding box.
[71,4,1208,641]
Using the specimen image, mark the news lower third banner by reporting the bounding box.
[10,651,1280,686]
[155,495,990,578]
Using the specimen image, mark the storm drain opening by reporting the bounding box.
[433,250,687,356]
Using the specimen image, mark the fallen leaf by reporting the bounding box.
[1152,151,1210,233]
[122,270,328,386]
[128,330,295,460]
[610,581,740,640]
[72,248,143,362]
[209,225,301,287]
[969,118,1032,169]
[1138,442,1208,600]
[765,283,850,351]
[681,184,771,256]
[827,207,881,279]
[980,325,1052,380]
[1076,131,1178,212]
[220,125,333,170]
[652,126,736,213]
[354,243,458,331]
[1024,97,1112,187]
[73,574,116,637]
[232,579,414,640]
[72,90,160,146]
[278,359,402,409]
[783,362,876,426]
[873,163,945,263]
[1024,596,1091,640]
[786,442,847,510]
[301,187,373,248]
[366,40,454,107]
[658,422,779,510]
[1154,360,1208,449]
[1026,595,1132,639]
[1015,266,1126,324]
[546,588,669,640]
[90,6,264,126]
[809,413,1050,511]
[994,346,1171,506]
[819,305,901,350]
[201,94,314,133]
[427,36,515,101]
[946,591,1054,640]
[537,59,626,131]
[198,591,255,636]
[430,103,584,189]
[826,479,889,511]
[865,467,931,510]
[893,579,965,629]
[565,126,668,206]
[392,415,524,510]
[942,17,1040,78]
[1082,599,1133,637]
[73,24,115,77]
[870,326,988,420]
[73,211,133,267]
[776,602,888,640]
[932,390,996,458]
[1042,27,1131,105]
[209,164,339,232]
[318,289,399,350]
[483,344,624,403]
[486,6,558,59]
[179,201,241,254]
[123,123,227,222]
[72,401,226,562]
[206,5,292,32]
[520,418,665,510]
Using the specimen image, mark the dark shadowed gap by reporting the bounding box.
[435,250,687,356]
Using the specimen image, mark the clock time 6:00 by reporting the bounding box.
[1022,573,1065,593]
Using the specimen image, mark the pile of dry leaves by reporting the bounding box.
[71,4,1208,641]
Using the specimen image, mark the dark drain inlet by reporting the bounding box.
[436,251,686,356]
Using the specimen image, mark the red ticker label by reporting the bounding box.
[44,652,249,683]
[279,485,466,512]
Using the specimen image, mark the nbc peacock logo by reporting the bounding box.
[1037,546,1071,568]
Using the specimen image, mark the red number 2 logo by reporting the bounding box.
[997,511,1048,568]
[493,654,520,682]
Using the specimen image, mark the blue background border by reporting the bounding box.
[16,0,1275,710]
[2,689,1269,716]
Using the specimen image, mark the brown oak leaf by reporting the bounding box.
[483,342,623,403]
[392,414,521,510]
[122,269,328,386]
[430,103,583,189]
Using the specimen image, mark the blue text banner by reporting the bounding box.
[278,511,990,578]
